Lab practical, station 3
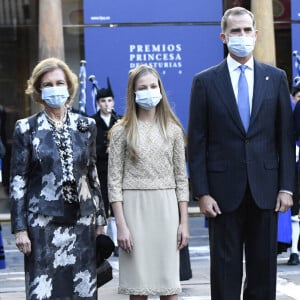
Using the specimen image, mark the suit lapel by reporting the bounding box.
[215,59,269,134]
[69,112,88,151]
[250,60,267,125]
[215,60,246,134]
[35,112,58,152]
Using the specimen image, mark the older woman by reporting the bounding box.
[10,57,106,299]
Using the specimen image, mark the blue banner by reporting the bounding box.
[83,0,222,24]
[84,25,223,129]
[291,0,300,21]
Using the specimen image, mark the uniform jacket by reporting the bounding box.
[10,111,106,233]
[92,110,121,172]
[188,59,295,212]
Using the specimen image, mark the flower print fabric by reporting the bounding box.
[25,213,97,300]
[47,113,78,203]
[10,111,103,299]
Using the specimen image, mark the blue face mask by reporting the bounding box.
[227,36,255,58]
[135,89,162,110]
[41,86,69,108]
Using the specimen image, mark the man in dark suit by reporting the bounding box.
[187,7,295,300]
[92,77,122,256]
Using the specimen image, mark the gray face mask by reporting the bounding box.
[41,86,69,108]
[227,36,255,57]
[135,89,162,110]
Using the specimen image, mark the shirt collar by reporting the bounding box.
[227,55,254,72]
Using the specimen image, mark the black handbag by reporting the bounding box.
[96,260,113,287]
[180,245,192,281]
[96,234,115,288]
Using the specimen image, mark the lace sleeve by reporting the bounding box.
[172,125,189,202]
[108,125,127,202]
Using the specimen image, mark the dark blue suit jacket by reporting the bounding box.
[188,59,295,212]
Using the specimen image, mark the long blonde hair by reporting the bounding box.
[113,64,185,160]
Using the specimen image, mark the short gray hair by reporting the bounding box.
[221,7,256,33]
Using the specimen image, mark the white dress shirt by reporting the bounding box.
[227,55,254,113]
[100,112,111,127]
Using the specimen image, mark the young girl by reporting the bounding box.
[108,64,189,300]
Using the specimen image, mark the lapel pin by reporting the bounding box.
[265,76,269,80]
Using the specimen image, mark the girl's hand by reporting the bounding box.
[177,222,189,250]
[117,224,133,254]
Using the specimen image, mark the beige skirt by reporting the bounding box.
[118,189,181,296]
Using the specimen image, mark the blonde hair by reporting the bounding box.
[25,57,78,106]
[113,64,185,160]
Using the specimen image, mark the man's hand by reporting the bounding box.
[275,192,293,212]
[197,195,221,217]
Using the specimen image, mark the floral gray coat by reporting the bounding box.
[10,110,106,233]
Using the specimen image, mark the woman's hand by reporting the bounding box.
[15,230,31,255]
[177,222,189,250]
[117,224,133,254]
[177,201,190,250]
[111,201,133,254]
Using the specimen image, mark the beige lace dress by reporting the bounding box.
[108,120,189,296]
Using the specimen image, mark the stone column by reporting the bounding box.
[39,0,64,60]
[251,0,276,66]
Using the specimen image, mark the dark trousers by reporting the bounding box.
[209,189,278,300]
[98,169,114,218]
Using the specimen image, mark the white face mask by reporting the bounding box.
[41,86,69,108]
[135,89,162,110]
[227,36,255,58]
